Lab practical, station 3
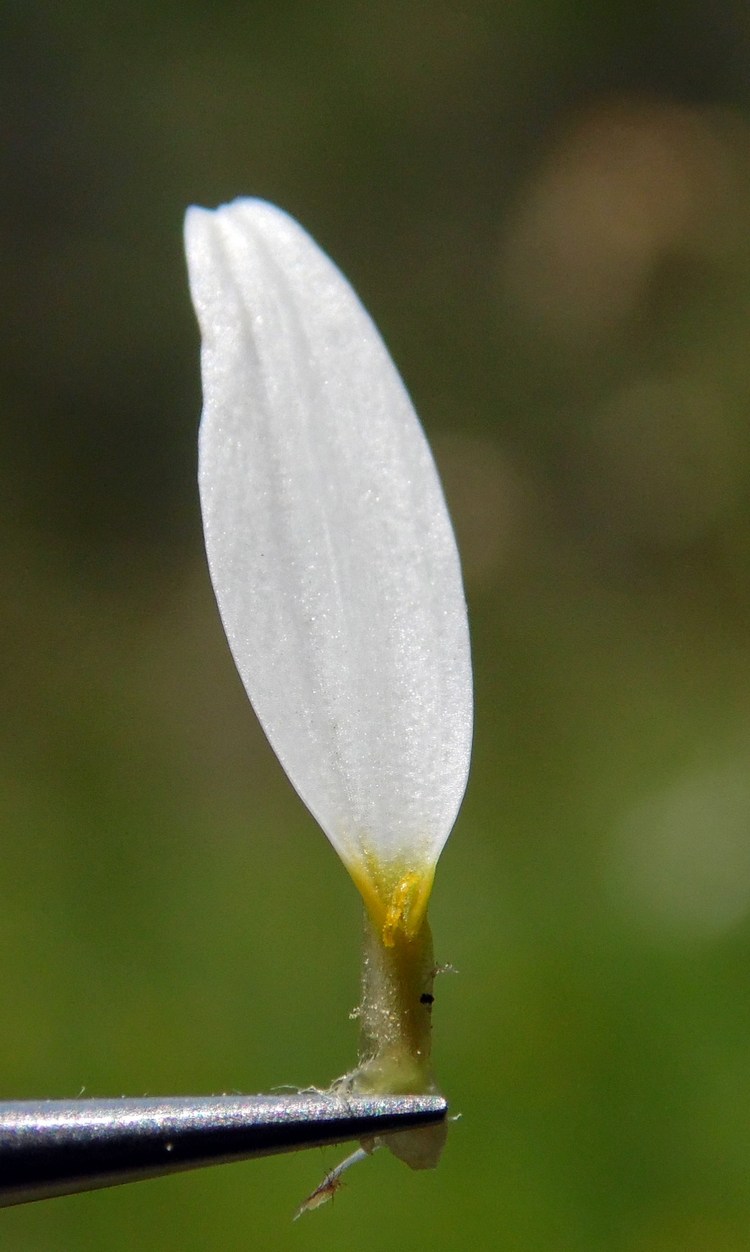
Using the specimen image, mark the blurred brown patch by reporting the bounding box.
[499,97,746,350]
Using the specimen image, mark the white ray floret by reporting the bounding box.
[185,198,472,930]
[185,198,473,1194]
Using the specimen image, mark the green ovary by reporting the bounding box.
[344,904,448,1170]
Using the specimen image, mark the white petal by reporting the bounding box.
[185,198,472,880]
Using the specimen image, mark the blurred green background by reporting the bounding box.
[3,3,750,1248]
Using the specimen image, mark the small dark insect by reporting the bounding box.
[294,1168,343,1219]
[420,992,435,1005]
[294,1145,371,1219]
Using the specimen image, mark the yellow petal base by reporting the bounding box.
[347,856,435,946]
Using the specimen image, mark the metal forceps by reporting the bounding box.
[0,1092,447,1207]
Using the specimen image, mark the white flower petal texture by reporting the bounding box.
[185,198,472,883]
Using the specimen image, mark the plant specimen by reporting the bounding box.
[185,199,472,1207]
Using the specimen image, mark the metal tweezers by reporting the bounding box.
[0,1093,447,1207]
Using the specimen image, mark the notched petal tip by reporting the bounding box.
[184,197,304,256]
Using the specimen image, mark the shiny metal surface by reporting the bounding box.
[0,1093,447,1207]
